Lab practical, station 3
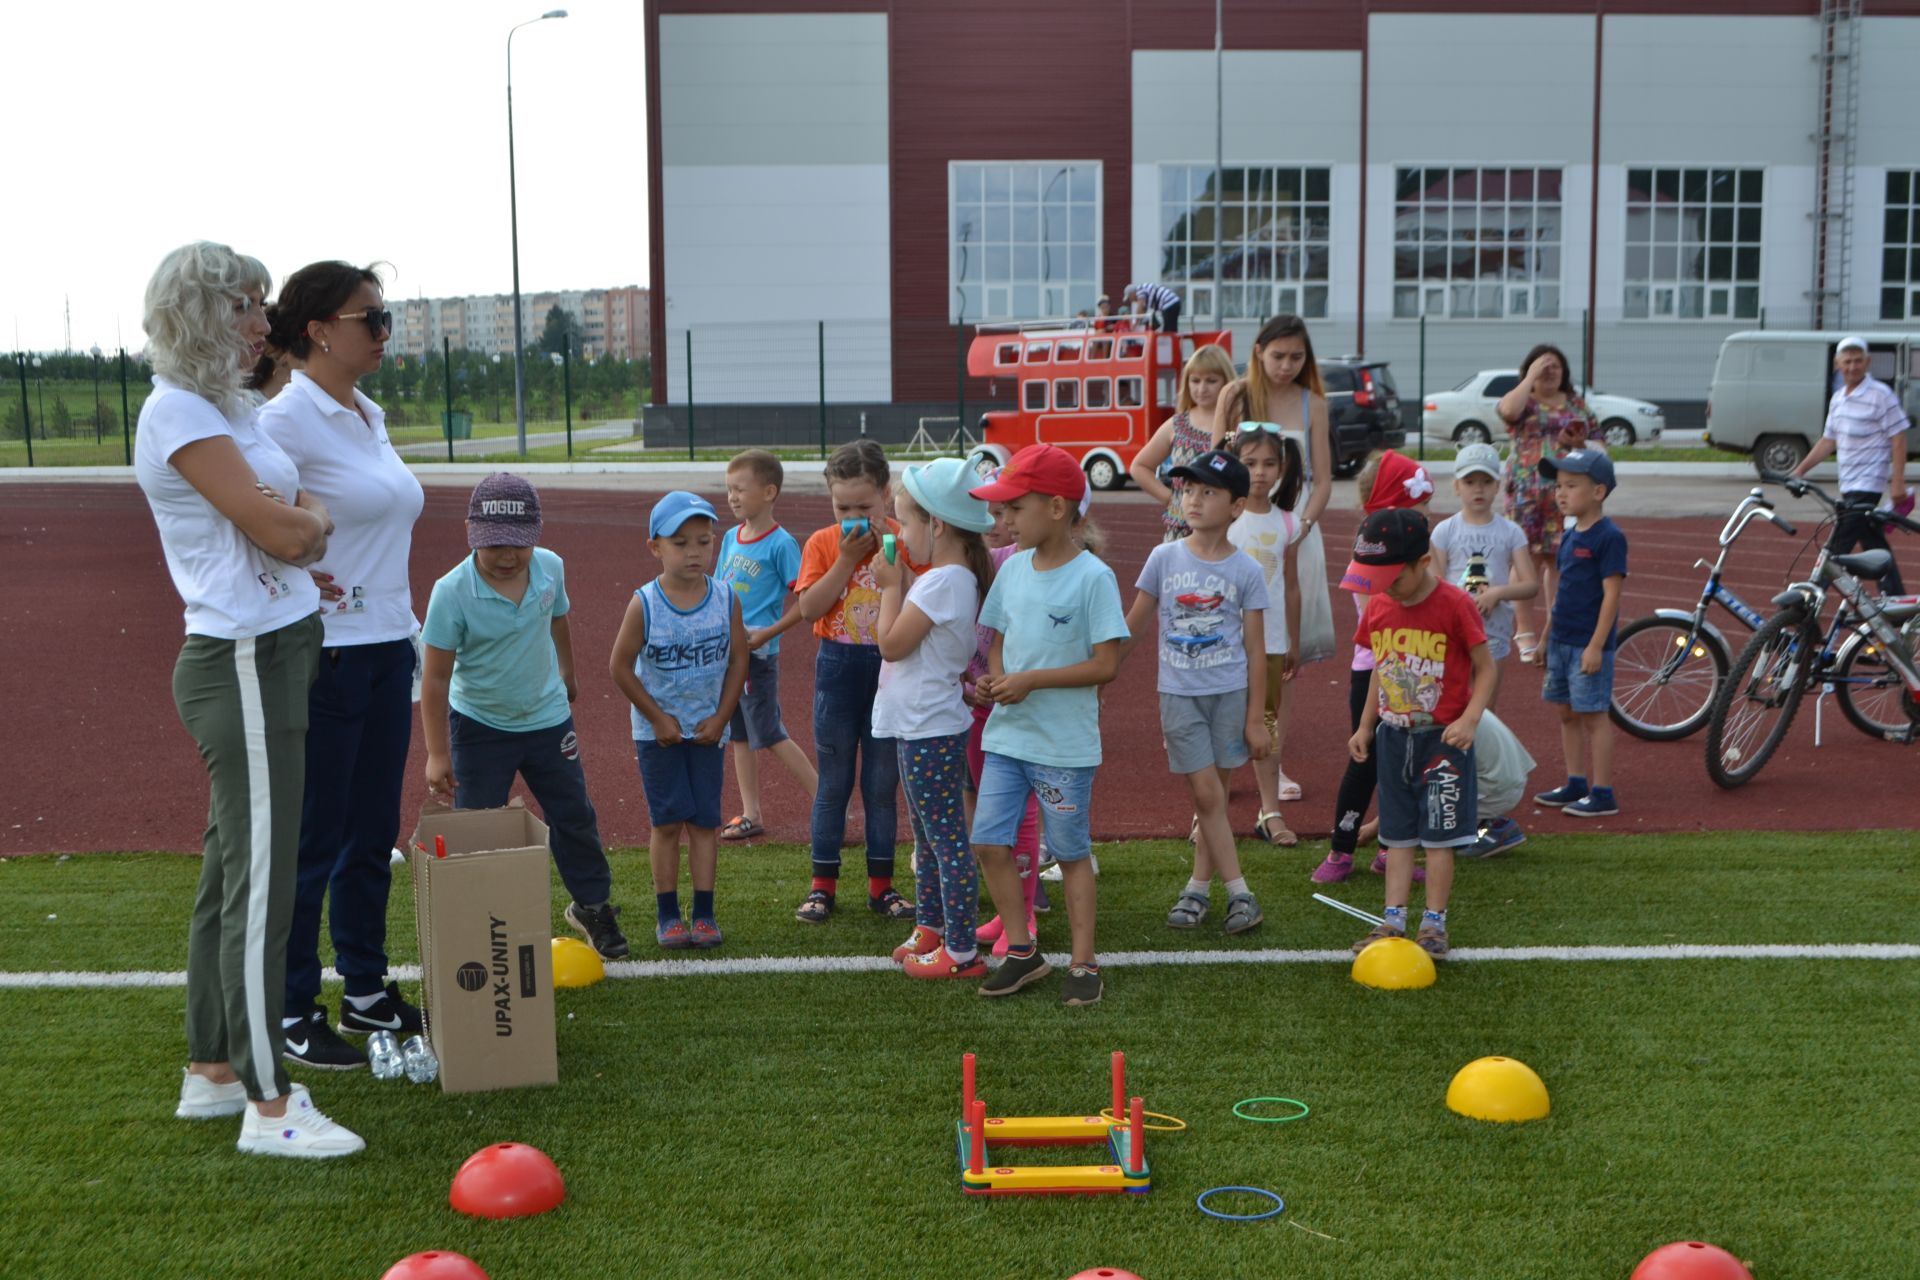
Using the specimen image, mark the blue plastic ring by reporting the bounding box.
[1195,1185,1286,1221]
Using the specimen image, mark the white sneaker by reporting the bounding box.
[236,1086,365,1159]
[175,1068,247,1120]
[1038,853,1096,883]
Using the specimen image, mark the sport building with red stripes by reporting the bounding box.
[644,2,1920,440]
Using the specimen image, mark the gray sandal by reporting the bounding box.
[1166,891,1210,929]
[1223,892,1264,935]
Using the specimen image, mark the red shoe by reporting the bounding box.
[975,915,1006,944]
[990,914,1039,958]
[903,946,988,980]
[891,925,943,964]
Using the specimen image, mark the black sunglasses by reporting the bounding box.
[335,308,393,338]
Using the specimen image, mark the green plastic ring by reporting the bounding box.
[1232,1097,1310,1123]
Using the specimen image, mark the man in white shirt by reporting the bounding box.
[1792,335,1912,594]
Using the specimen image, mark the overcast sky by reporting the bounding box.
[2,0,650,354]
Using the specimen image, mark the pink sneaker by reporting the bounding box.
[1368,850,1427,883]
[990,915,1039,958]
[1309,853,1354,884]
[975,915,1005,944]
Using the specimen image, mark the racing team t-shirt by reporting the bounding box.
[1355,581,1487,729]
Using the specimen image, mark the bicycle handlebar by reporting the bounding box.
[1760,469,1920,535]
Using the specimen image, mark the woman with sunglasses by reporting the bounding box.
[136,242,363,1156]
[257,262,426,1072]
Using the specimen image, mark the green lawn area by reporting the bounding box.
[2,832,1916,1279]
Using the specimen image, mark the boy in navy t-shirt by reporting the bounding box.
[1532,449,1628,818]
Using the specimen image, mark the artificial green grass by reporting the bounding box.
[2,833,1917,1280]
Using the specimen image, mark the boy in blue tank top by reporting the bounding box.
[610,491,750,950]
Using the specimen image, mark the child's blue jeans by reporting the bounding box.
[808,642,898,880]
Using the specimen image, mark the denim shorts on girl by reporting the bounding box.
[970,752,1095,863]
[1542,640,1615,713]
[1374,722,1478,849]
[635,739,726,828]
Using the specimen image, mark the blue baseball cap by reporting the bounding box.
[1538,447,1616,492]
[648,490,718,538]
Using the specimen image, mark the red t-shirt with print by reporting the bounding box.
[1354,581,1488,728]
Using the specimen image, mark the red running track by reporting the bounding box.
[3,482,1914,856]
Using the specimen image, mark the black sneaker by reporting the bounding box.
[282,1007,366,1071]
[978,948,1051,998]
[1060,964,1103,1007]
[337,981,424,1037]
[566,901,630,960]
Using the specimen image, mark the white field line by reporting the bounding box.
[2,943,1916,990]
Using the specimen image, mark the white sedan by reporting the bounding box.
[1420,370,1665,449]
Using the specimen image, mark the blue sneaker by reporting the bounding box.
[1461,818,1526,859]
[1533,780,1589,807]
[1565,791,1619,818]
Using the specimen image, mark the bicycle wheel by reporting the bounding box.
[1704,612,1818,789]
[1609,615,1729,740]
[1832,630,1914,739]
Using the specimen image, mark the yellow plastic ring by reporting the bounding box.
[1099,1106,1188,1132]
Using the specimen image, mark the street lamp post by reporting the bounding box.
[32,357,44,439]
[492,352,503,422]
[507,8,568,457]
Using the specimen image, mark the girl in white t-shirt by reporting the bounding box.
[1228,425,1305,845]
[871,458,997,979]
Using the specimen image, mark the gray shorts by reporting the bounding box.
[727,651,788,750]
[1160,689,1250,775]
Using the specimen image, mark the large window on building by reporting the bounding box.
[1882,171,1920,322]
[1624,168,1762,321]
[950,163,1101,323]
[1158,166,1331,320]
[1393,167,1562,319]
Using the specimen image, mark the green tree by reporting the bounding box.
[539,306,580,356]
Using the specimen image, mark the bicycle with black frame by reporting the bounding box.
[1703,473,1920,788]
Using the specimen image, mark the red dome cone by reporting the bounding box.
[380,1251,489,1280]
[449,1143,567,1220]
[1631,1241,1753,1280]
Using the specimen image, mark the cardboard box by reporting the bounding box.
[411,803,558,1094]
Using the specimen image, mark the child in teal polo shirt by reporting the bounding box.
[419,473,628,959]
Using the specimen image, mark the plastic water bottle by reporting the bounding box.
[401,1035,440,1085]
[367,1031,405,1080]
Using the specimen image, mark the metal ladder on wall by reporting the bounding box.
[1809,0,1863,330]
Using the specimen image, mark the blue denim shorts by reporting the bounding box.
[1375,723,1478,849]
[635,738,726,829]
[971,752,1095,863]
[1542,640,1615,713]
[727,651,788,749]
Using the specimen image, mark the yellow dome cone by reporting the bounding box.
[1446,1056,1549,1122]
[551,936,606,989]
[1350,936,1437,990]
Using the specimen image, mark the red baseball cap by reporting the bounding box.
[1364,450,1435,513]
[969,444,1087,503]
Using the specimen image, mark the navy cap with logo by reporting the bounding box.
[1538,447,1617,493]
[1340,507,1431,595]
[1167,449,1251,500]
[466,472,543,549]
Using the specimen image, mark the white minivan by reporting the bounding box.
[1706,330,1920,475]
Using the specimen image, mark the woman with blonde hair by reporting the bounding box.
[1129,342,1236,541]
[134,241,363,1159]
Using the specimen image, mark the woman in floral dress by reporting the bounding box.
[1497,343,1596,663]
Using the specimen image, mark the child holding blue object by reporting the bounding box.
[871,458,997,979]
[420,473,629,960]
[610,491,750,949]
[968,445,1129,1007]
[1532,448,1628,819]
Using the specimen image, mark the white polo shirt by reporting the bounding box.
[1823,377,1911,495]
[135,377,322,639]
[258,371,424,646]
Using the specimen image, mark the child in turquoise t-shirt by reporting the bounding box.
[968,445,1129,1007]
